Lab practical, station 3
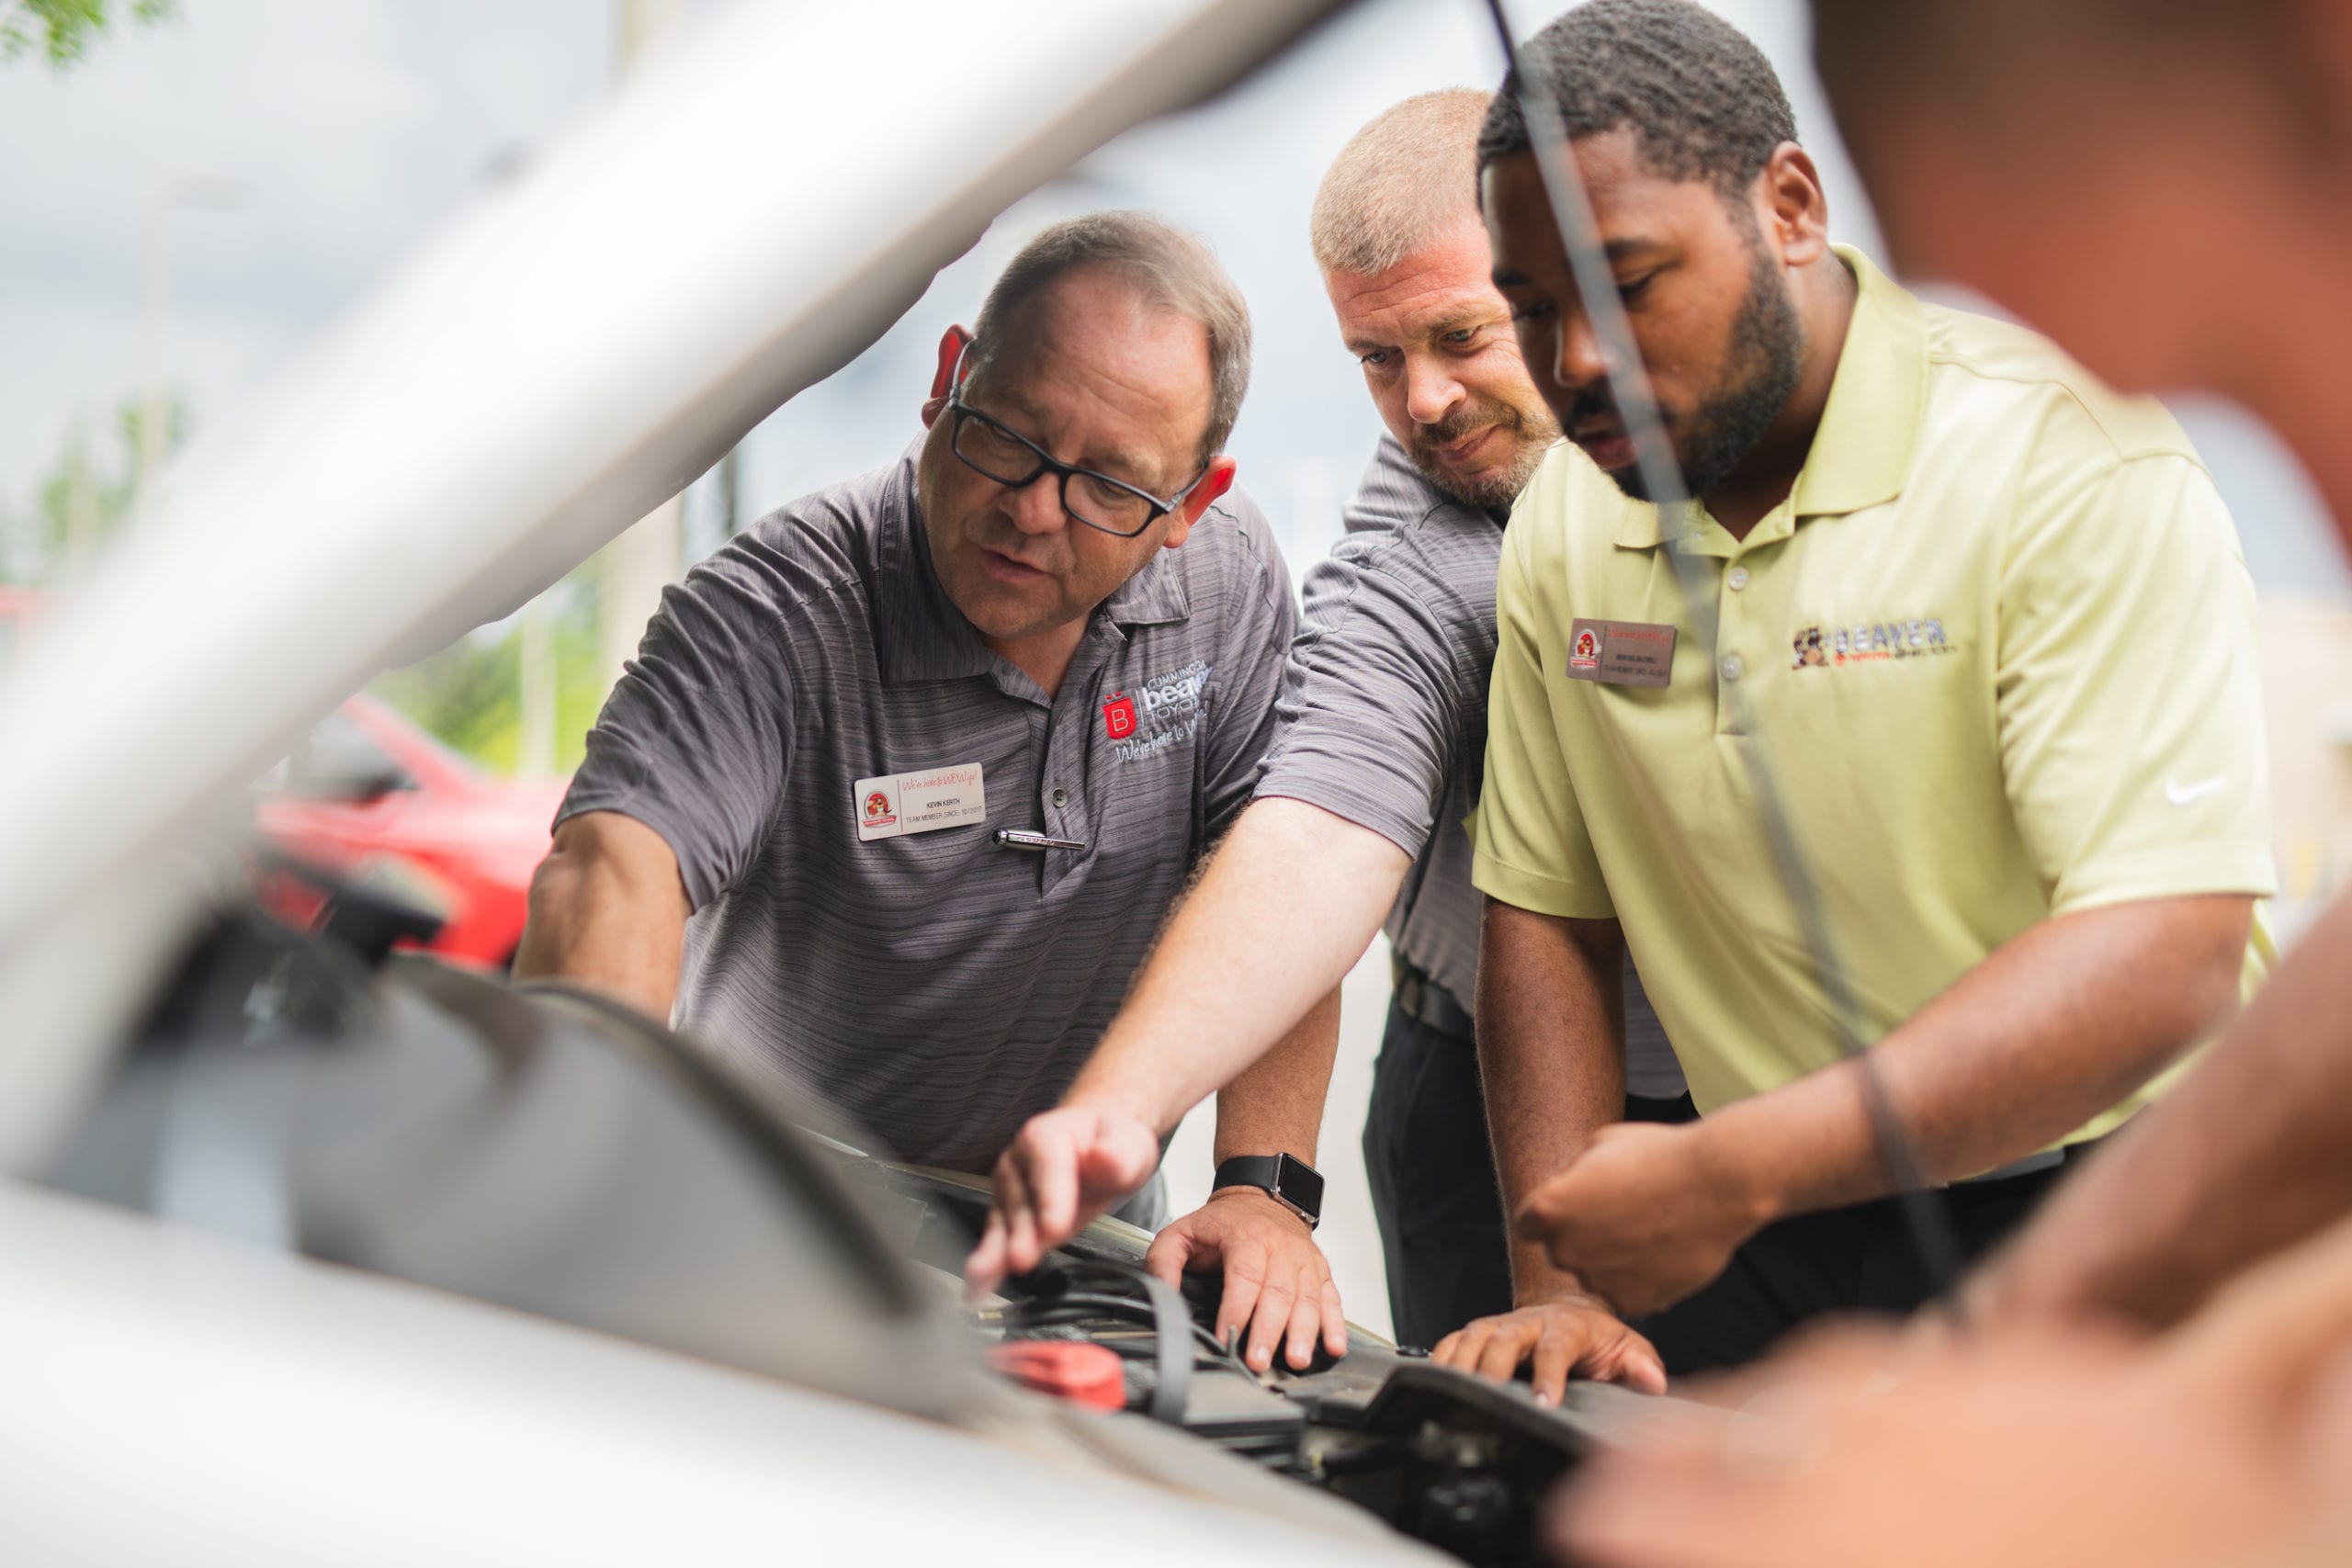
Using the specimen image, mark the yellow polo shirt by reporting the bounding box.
[1473,247,2275,1148]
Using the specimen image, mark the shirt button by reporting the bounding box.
[1050,787,1069,809]
[1726,565,1750,592]
[1720,654,1745,682]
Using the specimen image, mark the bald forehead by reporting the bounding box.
[991,265,1212,378]
[973,266,1216,486]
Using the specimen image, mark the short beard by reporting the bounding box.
[1595,235,1805,503]
[1405,391,1563,512]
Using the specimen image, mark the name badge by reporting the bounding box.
[854,763,986,841]
[1565,618,1677,688]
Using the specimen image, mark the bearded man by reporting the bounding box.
[1450,0,2275,1385]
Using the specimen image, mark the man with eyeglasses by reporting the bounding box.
[514,212,1293,1222]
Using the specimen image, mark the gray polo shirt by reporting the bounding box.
[1252,435,1685,1100]
[559,446,1296,1180]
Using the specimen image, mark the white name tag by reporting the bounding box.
[854,763,987,842]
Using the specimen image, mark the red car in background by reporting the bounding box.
[2,589,564,968]
[256,694,570,967]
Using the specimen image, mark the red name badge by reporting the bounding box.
[1102,692,1137,739]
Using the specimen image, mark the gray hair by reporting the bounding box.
[968,210,1252,467]
[1310,88,1493,278]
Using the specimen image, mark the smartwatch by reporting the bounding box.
[1212,1152,1326,1230]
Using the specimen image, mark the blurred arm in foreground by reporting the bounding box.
[1556,1213,2352,1568]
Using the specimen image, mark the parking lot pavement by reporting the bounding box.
[1161,936,1396,1344]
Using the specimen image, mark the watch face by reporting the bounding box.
[1274,1153,1325,1219]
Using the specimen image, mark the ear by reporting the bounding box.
[1163,457,1237,551]
[1757,143,1832,268]
[921,325,973,428]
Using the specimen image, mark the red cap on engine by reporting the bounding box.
[985,1340,1125,1412]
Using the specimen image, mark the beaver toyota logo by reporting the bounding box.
[1792,616,1953,669]
[1102,691,1137,739]
[1569,627,1601,671]
[863,787,897,829]
[1109,660,1213,762]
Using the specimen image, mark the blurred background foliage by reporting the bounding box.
[1,395,605,773]
[3,0,176,70]
[369,588,606,775]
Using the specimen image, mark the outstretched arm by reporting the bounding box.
[965,797,1408,1292]
[513,810,691,1021]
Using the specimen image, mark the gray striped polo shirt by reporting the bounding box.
[1252,434,1684,1100]
[559,446,1296,1179]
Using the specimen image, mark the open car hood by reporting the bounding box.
[0,0,1353,1173]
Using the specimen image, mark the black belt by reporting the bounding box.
[1391,955,1476,1043]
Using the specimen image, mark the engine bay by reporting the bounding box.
[38,898,1704,1568]
[860,1159,1696,1567]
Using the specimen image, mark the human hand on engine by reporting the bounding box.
[1518,1120,1769,1317]
[1147,1187,1348,1373]
[965,1102,1160,1296]
[1431,1285,1668,1404]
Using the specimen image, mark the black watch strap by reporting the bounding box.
[1212,1152,1325,1230]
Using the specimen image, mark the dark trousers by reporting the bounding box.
[1363,996,1692,1350]
[1364,990,2087,1371]
[1633,1156,2079,1377]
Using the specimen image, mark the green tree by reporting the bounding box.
[2,395,186,584]
[370,583,605,776]
[1,0,176,69]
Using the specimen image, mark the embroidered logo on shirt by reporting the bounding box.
[1111,659,1212,762]
[1792,618,1953,669]
[1102,691,1137,739]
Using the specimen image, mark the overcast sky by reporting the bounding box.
[4,0,2342,596]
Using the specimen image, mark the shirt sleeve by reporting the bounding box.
[555,545,797,911]
[1471,509,1615,919]
[1195,491,1299,842]
[1252,469,1483,859]
[1996,452,2277,913]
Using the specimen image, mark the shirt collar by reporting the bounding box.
[1612,243,1928,550]
[874,443,1194,684]
[1099,520,1193,628]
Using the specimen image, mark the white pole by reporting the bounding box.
[594,0,689,703]
[134,190,172,521]
[518,602,558,776]
[63,429,100,581]
[132,175,244,525]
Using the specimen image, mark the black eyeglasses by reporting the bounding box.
[944,344,1209,538]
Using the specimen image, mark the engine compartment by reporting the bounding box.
[862,1159,1694,1567]
[38,900,1702,1567]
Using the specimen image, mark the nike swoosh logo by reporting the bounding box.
[2165,775,2227,807]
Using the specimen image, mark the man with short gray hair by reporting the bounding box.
[968,94,1683,1379]
[516,211,1294,1218]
